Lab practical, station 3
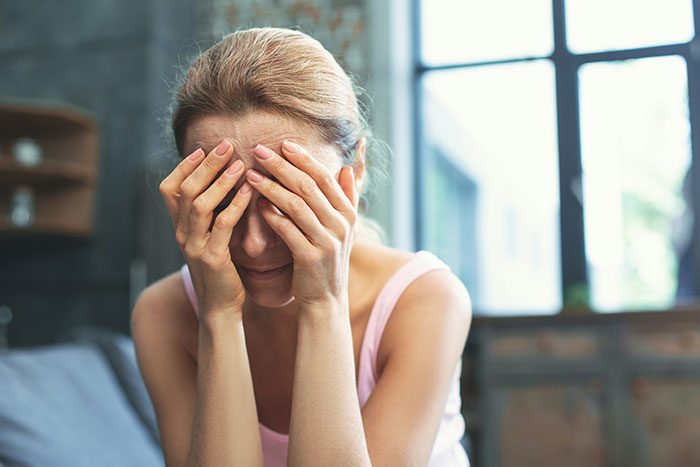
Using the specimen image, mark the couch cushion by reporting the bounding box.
[0,342,164,467]
[58,327,161,447]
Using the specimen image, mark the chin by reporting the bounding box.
[241,278,295,308]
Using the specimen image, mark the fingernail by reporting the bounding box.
[240,182,252,194]
[215,139,230,155]
[188,148,204,161]
[247,169,264,183]
[226,159,243,175]
[254,144,273,160]
[282,140,299,153]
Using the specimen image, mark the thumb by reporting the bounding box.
[341,166,358,209]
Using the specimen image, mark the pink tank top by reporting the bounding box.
[180,250,470,467]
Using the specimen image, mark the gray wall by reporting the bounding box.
[0,0,391,348]
[0,0,195,347]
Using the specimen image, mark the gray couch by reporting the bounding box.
[0,327,472,466]
[0,327,164,467]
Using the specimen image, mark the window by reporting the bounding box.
[416,0,699,314]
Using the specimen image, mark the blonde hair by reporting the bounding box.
[170,27,388,244]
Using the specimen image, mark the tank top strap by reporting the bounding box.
[361,250,451,383]
[180,263,200,317]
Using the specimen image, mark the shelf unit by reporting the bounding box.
[0,98,99,238]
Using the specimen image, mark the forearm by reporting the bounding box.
[187,312,263,467]
[287,303,371,467]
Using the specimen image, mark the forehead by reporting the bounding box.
[183,110,339,170]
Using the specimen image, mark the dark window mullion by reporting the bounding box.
[413,0,425,250]
[574,43,689,64]
[688,0,700,296]
[552,0,588,303]
[416,55,548,73]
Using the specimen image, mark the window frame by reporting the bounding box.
[413,0,700,312]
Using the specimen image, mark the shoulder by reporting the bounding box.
[130,268,199,359]
[359,251,472,464]
[376,252,472,377]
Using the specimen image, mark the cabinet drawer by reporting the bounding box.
[626,323,700,358]
[488,328,603,360]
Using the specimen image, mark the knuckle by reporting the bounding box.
[203,156,221,170]
[158,179,170,195]
[319,172,335,189]
[175,230,187,247]
[288,196,306,215]
[216,173,235,189]
[278,221,295,236]
[213,212,234,229]
[299,176,317,196]
[180,179,196,198]
[191,198,208,215]
[272,156,286,172]
[200,251,220,269]
[308,250,323,265]
[328,236,342,252]
[183,243,199,259]
[229,196,248,212]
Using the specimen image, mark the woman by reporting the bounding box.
[131,27,472,467]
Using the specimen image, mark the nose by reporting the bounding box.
[237,194,278,258]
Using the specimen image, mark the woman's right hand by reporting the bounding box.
[159,139,253,318]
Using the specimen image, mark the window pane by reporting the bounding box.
[579,56,692,312]
[421,61,561,315]
[566,0,695,53]
[421,0,553,65]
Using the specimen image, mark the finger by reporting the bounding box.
[188,158,246,251]
[257,197,313,253]
[246,168,332,247]
[208,182,254,254]
[279,140,355,220]
[253,144,345,233]
[178,139,234,243]
[159,147,205,226]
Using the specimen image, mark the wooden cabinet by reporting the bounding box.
[626,377,700,466]
[0,98,98,238]
[496,382,605,467]
[471,310,700,467]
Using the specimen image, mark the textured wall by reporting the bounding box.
[0,0,195,347]
[195,0,369,81]
[0,0,382,348]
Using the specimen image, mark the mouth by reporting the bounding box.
[239,263,292,281]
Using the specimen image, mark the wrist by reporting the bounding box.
[200,308,244,332]
[298,298,348,323]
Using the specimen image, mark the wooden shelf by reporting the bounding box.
[0,98,98,239]
[0,220,92,238]
[0,157,97,188]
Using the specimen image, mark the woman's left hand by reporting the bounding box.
[245,140,359,310]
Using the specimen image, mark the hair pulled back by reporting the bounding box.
[170,27,388,242]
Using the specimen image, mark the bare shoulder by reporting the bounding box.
[375,248,472,377]
[130,269,199,359]
[129,270,199,466]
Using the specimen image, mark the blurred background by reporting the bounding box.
[1,0,699,466]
